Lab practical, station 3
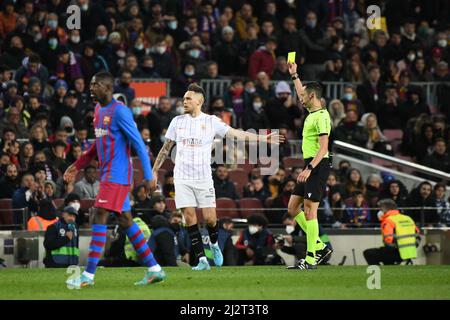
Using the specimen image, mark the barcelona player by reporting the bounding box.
[64,72,165,287]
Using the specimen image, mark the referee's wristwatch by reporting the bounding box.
[306,164,314,171]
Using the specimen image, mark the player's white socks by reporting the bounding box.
[82,271,94,280]
[199,256,209,264]
[148,264,162,272]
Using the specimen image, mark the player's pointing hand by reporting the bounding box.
[63,164,78,183]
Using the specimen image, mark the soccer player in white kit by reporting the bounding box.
[151,84,283,270]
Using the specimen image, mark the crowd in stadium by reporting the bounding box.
[1,0,450,234]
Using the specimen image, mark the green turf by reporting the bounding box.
[0,266,449,300]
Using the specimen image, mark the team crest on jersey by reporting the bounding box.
[103,116,111,125]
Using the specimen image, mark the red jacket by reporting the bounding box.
[248,47,276,80]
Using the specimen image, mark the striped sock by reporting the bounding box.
[85,224,107,276]
[125,222,159,268]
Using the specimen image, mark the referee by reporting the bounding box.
[286,61,333,270]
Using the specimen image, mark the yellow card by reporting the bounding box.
[287,52,296,63]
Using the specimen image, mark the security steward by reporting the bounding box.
[43,206,79,268]
[364,199,420,265]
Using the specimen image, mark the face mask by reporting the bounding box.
[48,38,58,49]
[135,44,144,51]
[48,20,58,30]
[161,136,167,143]
[248,225,259,235]
[71,36,80,43]
[377,210,384,221]
[34,33,42,42]
[306,20,317,28]
[171,223,181,231]
[176,106,184,114]
[438,39,447,48]
[407,53,415,61]
[97,35,107,42]
[246,88,256,94]
[286,225,295,234]
[286,0,295,3]
[338,44,344,52]
[343,93,353,100]
[167,21,178,30]
[185,70,194,77]
[189,49,201,59]
[253,102,262,112]
[70,202,81,211]
[81,4,89,11]
[156,46,166,54]
[132,107,141,116]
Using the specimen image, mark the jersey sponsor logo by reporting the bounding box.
[98,199,108,203]
[182,138,203,147]
[95,128,109,138]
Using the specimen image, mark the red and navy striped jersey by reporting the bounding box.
[74,99,152,185]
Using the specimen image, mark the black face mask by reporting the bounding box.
[121,82,130,88]
[141,66,154,73]
[171,223,181,232]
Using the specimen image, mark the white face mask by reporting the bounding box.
[156,46,166,54]
[407,53,416,61]
[438,39,447,48]
[71,36,80,43]
[377,210,384,221]
[248,225,259,235]
[286,225,295,234]
[70,202,81,212]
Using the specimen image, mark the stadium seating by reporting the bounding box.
[157,169,167,184]
[165,198,176,212]
[216,198,240,219]
[282,157,305,169]
[228,169,248,197]
[80,199,95,212]
[132,157,143,172]
[53,199,65,209]
[238,198,264,218]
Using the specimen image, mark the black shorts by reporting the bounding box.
[292,158,330,202]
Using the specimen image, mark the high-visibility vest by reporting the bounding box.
[27,216,58,231]
[384,213,418,260]
[50,220,79,266]
[124,218,151,262]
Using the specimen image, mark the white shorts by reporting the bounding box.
[174,179,216,209]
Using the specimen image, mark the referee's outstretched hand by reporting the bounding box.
[265,132,285,145]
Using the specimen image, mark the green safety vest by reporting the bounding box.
[124,218,151,262]
[50,221,79,266]
[384,213,417,260]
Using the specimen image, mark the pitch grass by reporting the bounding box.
[0,266,449,300]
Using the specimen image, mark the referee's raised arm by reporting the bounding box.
[287,61,305,107]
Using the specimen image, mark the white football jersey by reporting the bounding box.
[165,112,230,180]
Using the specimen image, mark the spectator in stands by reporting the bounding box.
[0,164,19,199]
[365,174,382,207]
[212,26,240,76]
[55,45,83,84]
[235,214,278,265]
[357,65,385,115]
[113,70,135,106]
[405,181,439,225]
[255,71,274,103]
[154,96,176,131]
[321,54,345,81]
[248,37,277,80]
[27,95,49,122]
[131,184,153,225]
[148,215,178,266]
[213,165,239,200]
[73,165,99,200]
[18,141,34,172]
[243,177,271,204]
[80,42,109,83]
[421,138,450,173]
[29,124,50,152]
[150,38,176,79]
[265,81,302,132]
[139,55,160,78]
[43,205,79,268]
[147,194,171,224]
[344,191,371,227]
[235,3,257,41]
[434,183,450,226]
[0,0,17,38]
[411,57,433,82]
[243,94,270,131]
[272,56,291,81]
[328,99,346,129]
[270,178,296,224]
[44,180,57,200]
[378,85,402,130]
[0,108,28,139]
[276,16,304,66]
[333,109,368,148]
[341,84,364,115]
[411,123,435,162]
[44,140,68,174]
[360,113,393,155]
[27,198,57,231]
[399,86,430,126]
[210,97,233,126]
[2,36,26,70]
[344,168,366,200]
[14,54,49,93]
[168,211,191,266]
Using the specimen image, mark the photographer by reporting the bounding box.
[276,214,332,265]
[43,206,79,268]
